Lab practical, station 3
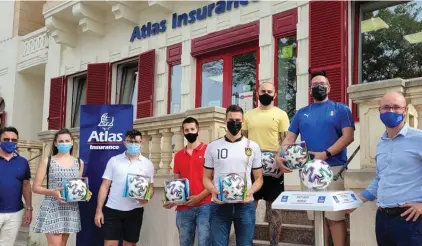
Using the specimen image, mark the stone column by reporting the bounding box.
[404,78,422,129]
[148,130,162,172]
[141,132,150,159]
[171,127,184,153]
[159,129,173,174]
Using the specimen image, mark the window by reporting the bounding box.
[359,1,422,83]
[276,37,297,119]
[197,45,259,110]
[169,64,182,114]
[69,74,87,128]
[115,61,138,120]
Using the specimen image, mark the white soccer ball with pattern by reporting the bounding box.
[282,145,308,170]
[67,179,87,202]
[222,173,245,201]
[165,180,186,202]
[261,152,279,176]
[128,175,149,199]
[300,159,333,190]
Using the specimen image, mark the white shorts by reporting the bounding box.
[300,166,346,221]
[0,209,24,246]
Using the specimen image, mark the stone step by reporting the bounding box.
[279,210,312,225]
[14,239,27,246]
[255,222,314,245]
[253,240,312,246]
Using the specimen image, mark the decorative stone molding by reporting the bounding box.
[45,16,77,48]
[148,1,173,13]
[110,2,139,25]
[72,2,105,37]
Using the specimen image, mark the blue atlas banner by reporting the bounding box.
[77,104,133,246]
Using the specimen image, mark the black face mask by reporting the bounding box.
[311,84,328,101]
[184,133,198,144]
[258,94,274,106]
[227,121,242,136]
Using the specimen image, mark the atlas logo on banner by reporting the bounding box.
[88,113,123,150]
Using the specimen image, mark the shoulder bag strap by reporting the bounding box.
[46,156,51,189]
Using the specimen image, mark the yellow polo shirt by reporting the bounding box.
[242,107,290,151]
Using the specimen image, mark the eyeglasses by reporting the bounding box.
[310,82,329,88]
[2,138,18,142]
[379,106,406,112]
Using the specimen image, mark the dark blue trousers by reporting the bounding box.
[376,209,422,246]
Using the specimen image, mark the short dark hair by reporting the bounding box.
[125,129,142,140]
[182,117,199,128]
[0,126,19,138]
[52,128,73,155]
[226,105,244,116]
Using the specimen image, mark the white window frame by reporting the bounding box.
[111,59,139,120]
[65,73,87,128]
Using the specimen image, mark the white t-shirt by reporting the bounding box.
[204,136,262,190]
[102,153,155,211]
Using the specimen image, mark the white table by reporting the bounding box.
[272,190,363,246]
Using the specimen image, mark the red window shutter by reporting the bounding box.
[309,1,348,104]
[48,76,66,130]
[86,63,110,104]
[137,50,155,118]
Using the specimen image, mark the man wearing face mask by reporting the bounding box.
[203,105,263,246]
[95,129,154,246]
[280,71,355,246]
[347,92,422,245]
[0,127,32,246]
[163,117,211,246]
[241,81,290,246]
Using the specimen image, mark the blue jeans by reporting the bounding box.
[209,202,255,246]
[376,209,422,246]
[176,203,211,246]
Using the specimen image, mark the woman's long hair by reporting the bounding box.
[51,128,74,156]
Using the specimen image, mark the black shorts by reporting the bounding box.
[103,206,144,243]
[252,175,284,202]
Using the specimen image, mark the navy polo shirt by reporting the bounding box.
[0,154,31,213]
[289,100,355,166]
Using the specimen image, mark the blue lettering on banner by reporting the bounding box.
[351,194,357,201]
[281,195,288,202]
[130,0,257,42]
[77,104,133,246]
[333,196,340,203]
[317,196,326,203]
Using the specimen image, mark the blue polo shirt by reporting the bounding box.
[0,154,31,213]
[289,100,355,166]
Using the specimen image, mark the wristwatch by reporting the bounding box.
[25,207,33,211]
[324,150,332,157]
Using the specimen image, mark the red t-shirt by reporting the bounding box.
[173,142,211,210]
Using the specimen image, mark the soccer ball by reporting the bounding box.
[222,173,245,201]
[282,144,308,170]
[165,180,186,202]
[127,175,149,199]
[66,179,87,202]
[299,159,334,190]
[261,151,279,176]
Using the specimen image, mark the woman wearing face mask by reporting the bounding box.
[32,128,84,246]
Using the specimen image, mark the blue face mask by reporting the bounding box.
[380,112,404,128]
[57,143,72,153]
[1,142,17,154]
[126,143,141,156]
